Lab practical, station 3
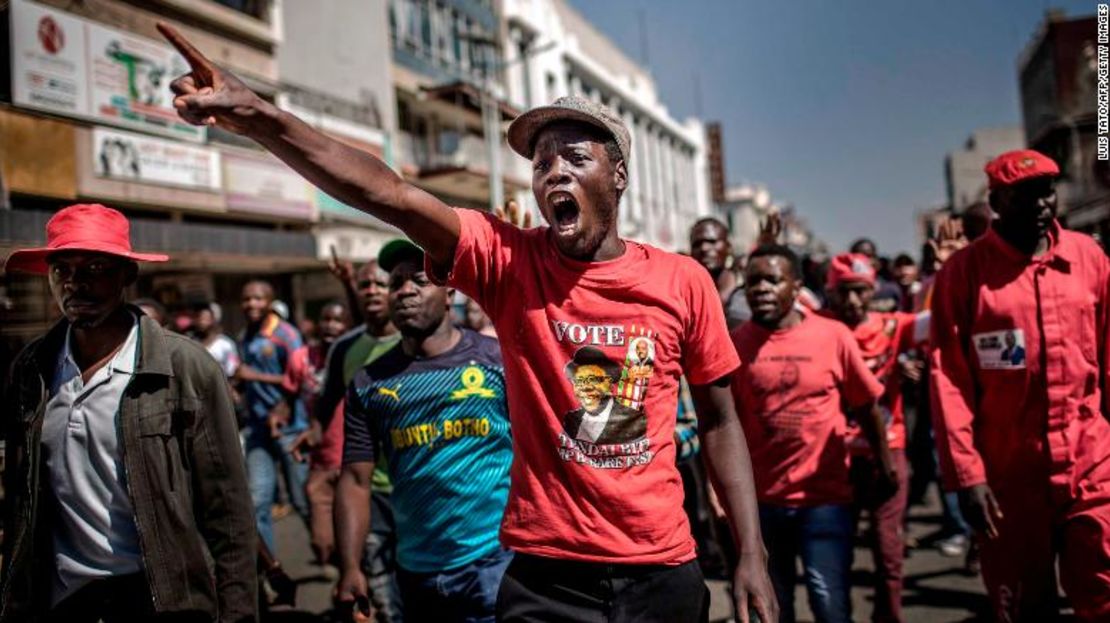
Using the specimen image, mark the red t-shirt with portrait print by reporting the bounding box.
[430,208,739,565]
[731,312,885,507]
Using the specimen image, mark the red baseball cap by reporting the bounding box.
[985,149,1059,189]
[4,204,169,274]
[827,253,876,289]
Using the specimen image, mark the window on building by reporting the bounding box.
[438,130,461,156]
[392,0,421,53]
[441,5,464,67]
[518,39,533,107]
[419,2,432,51]
[452,13,464,66]
[212,0,268,20]
[397,98,414,133]
[460,18,473,70]
[389,2,399,46]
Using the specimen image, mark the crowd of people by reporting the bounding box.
[1,22,1108,623]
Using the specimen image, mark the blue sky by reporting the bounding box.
[567,0,1096,256]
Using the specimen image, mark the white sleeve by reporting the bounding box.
[913,310,931,345]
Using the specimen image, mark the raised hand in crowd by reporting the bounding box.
[756,212,782,247]
[159,23,273,134]
[494,199,534,229]
[328,245,357,290]
[329,244,365,325]
[928,216,968,268]
[160,22,460,271]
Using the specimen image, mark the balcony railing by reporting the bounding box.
[396,131,519,175]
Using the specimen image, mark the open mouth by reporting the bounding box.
[548,192,581,236]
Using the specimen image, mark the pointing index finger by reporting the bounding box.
[156,22,218,87]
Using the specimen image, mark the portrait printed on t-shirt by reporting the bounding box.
[553,324,657,470]
[561,346,649,447]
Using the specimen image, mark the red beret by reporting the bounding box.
[827,253,876,290]
[984,149,1059,189]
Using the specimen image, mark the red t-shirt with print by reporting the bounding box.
[431,208,739,564]
[731,312,884,506]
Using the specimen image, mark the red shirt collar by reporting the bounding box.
[982,220,1070,266]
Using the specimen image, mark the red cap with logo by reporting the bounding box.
[827,253,876,289]
[984,149,1059,189]
[3,203,169,274]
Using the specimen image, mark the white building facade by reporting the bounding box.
[500,0,712,251]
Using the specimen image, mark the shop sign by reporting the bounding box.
[10,0,205,142]
[92,126,220,190]
[223,151,316,220]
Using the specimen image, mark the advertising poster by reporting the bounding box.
[9,0,205,142]
[92,126,220,190]
[10,0,90,117]
[224,151,316,220]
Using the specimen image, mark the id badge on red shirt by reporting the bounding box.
[973,329,1027,370]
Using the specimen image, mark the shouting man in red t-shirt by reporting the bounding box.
[158,24,776,623]
[822,253,928,623]
[732,245,897,623]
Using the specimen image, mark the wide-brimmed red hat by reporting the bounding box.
[4,204,169,274]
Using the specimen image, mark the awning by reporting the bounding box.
[421,81,521,122]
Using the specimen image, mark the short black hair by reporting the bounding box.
[849,238,877,255]
[690,217,730,235]
[893,253,915,267]
[243,279,274,299]
[747,244,800,279]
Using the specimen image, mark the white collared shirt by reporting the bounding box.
[577,398,615,444]
[42,314,143,605]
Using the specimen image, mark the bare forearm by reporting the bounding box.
[701,416,765,555]
[335,468,373,573]
[343,281,364,326]
[692,383,765,556]
[252,372,286,386]
[252,108,401,215]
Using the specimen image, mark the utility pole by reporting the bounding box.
[460,34,555,213]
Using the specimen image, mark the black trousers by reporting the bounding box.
[44,572,210,623]
[496,553,709,622]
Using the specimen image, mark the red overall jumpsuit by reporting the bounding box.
[930,225,1110,621]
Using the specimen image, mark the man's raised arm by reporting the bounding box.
[157,23,460,270]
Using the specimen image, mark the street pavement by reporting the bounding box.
[267,488,1025,622]
[705,488,992,623]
